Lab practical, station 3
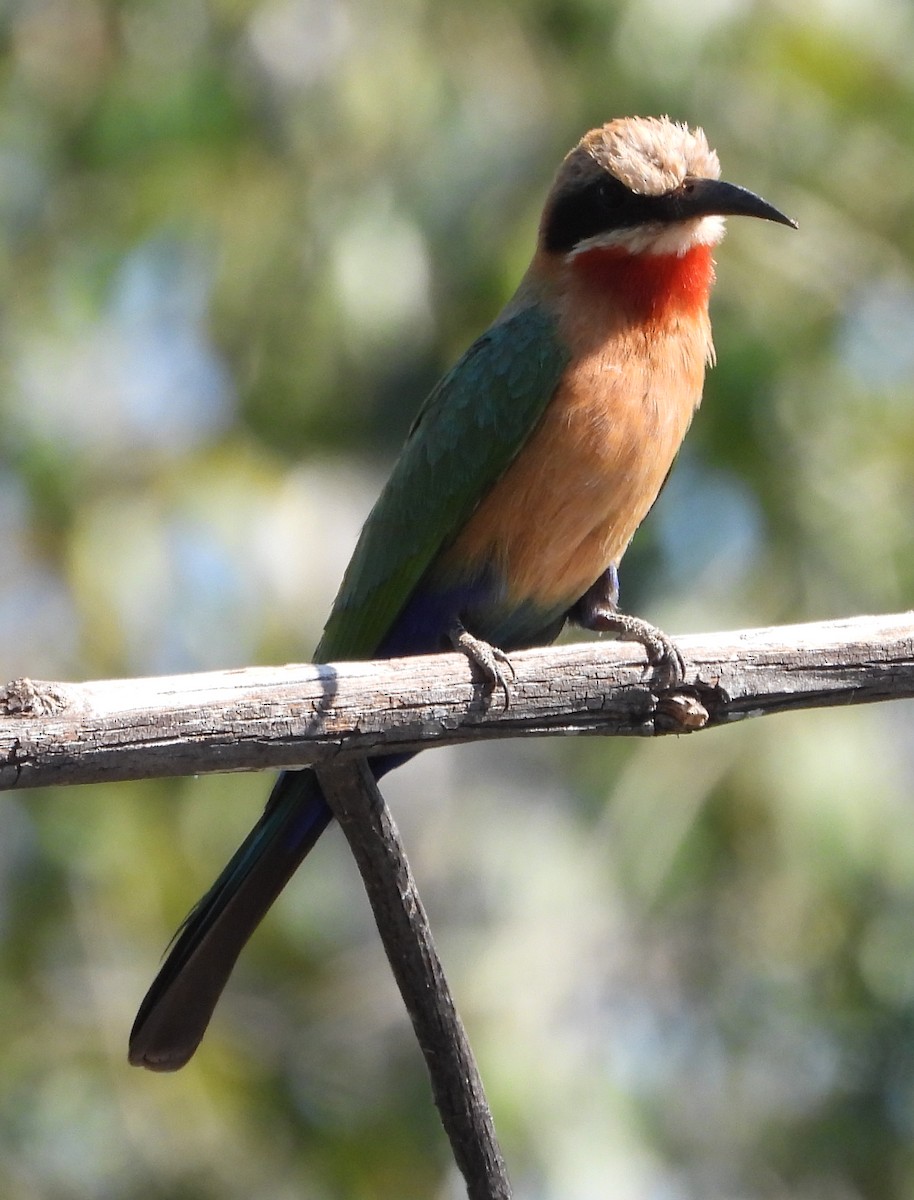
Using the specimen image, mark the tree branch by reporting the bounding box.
[317,761,512,1200]
[2,612,913,791]
[5,610,912,1198]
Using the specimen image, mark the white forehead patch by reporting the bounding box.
[587,116,721,197]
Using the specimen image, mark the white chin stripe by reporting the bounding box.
[570,215,726,259]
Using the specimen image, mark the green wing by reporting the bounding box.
[316,302,570,661]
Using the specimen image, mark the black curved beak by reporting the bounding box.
[680,177,797,228]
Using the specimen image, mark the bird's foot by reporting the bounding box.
[597,612,685,687]
[449,621,515,708]
[570,573,684,686]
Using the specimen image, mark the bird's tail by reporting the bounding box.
[128,768,332,1072]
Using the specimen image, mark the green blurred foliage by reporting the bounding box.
[2,0,914,1196]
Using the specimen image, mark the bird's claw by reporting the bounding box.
[449,622,514,708]
[575,602,685,687]
[614,615,685,687]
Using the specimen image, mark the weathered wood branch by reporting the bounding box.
[5,610,912,1199]
[2,611,912,792]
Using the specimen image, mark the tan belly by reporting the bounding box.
[441,323,707,609]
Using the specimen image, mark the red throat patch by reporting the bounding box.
[571,243,715,320]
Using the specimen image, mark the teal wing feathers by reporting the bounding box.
[317,302,570,661]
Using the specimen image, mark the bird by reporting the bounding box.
[129,116,795,1071]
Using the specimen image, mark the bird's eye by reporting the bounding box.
[681,178,696,194]
[599,181,621,206]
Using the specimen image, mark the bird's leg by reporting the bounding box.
[568,564,621,617]
[448,620,515,707]
[569,567,685,686]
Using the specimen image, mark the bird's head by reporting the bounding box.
[541,116,796,261]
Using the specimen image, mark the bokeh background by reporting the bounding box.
[2,1,914,1197]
